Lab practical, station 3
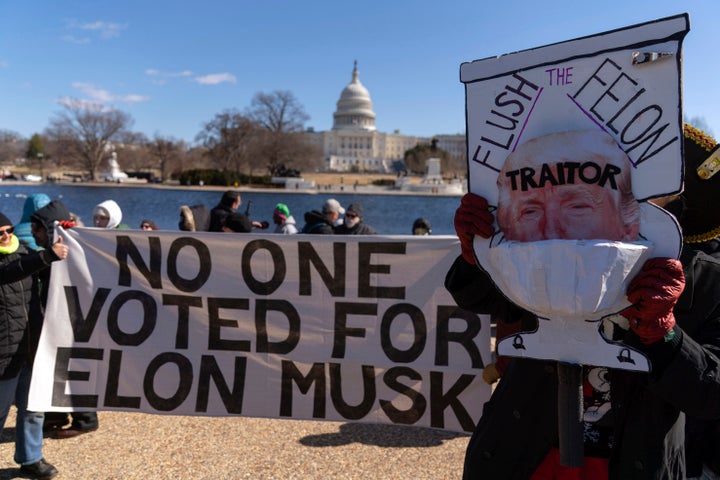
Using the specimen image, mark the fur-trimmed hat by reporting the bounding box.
[677,124,720,243]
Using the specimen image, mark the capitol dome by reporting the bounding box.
[332,61,376,131]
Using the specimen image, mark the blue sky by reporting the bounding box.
[1,1,718,144]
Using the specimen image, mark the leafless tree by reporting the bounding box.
[246,91,321,175]
[0,129,26,165]
[196,109,260,175]
[146,134,185,181]
[44,99,133,180]
[247,90,309,133]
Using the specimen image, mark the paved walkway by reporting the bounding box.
[0,409,469,479]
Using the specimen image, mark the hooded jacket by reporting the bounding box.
[14,193,51,251]
[29,200,72,326]
[274,215,298,234]
[301,210,334,234]
[94,199,123,229]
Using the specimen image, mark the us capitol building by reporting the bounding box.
[304,62,465,173]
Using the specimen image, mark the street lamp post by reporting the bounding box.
[37,153,44,181]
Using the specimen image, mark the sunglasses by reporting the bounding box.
[345,213,358,219]
[0,226,14,236]
[141,224,153,229]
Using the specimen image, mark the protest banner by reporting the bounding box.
[29,228,490,433]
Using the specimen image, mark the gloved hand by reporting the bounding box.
[454,193,495,265]
[621,258,685,344]
[58,220,76,229]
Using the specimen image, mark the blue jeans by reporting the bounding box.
[0,364,44,465]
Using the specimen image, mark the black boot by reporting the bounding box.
[19,458,58,479]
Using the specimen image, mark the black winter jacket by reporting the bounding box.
[0,242,58,379]
[334,221,377,235]
[445,247,720,480]
[209,204,235,232]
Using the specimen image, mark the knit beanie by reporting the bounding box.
[274,203,290,221]
[0,212,12,228]
[346,203,363,218]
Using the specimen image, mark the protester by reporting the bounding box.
[301,198,343,234]
[139,219,158,230]
[446,129,720,479]
[323,198,345,228]
[272,203,298,234]
[179,205,210,232]
[411,217,432,236]
[44,201,102,439]
[666,124,720,480]
[209,191,242,232]
[92,199,128,229]
[334,203,377,234]
[0,207,69,480]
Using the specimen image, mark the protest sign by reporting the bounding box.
[29,228,490,433]
[460,14,688,369]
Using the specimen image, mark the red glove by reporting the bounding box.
[621,258,685,344]
[454,193,495,265]
[58,220,76,229]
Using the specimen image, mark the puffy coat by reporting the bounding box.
[0,242,58,379]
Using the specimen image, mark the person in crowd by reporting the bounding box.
[323,198,345,228]
[334,203,377,235]
[43,201,104,438]
[92,199,128,229]
[139,219,158,231]
[301,198,344,234]
[666,124,720,480]
[411,217,432,236]
[272,203,298,234]
[0,207,69,480]
[14,194,51,251]
[446,129,720,479]
[179,205,210,232]
[69,213,84,227]
[209,191,242,232]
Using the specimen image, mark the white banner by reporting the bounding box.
[29,228,491,433]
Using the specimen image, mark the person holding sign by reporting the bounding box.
[0,209,69,480]
[35,202,100,440]
[446,129,720,479]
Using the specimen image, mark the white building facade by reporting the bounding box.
[305,62,465,173]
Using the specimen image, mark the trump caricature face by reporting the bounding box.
[496,130,640,243]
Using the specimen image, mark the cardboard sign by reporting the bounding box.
[460,14,689,369]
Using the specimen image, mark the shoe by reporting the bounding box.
[42,419,68,432]
[53,426,97,439]
[19,458,58,479]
